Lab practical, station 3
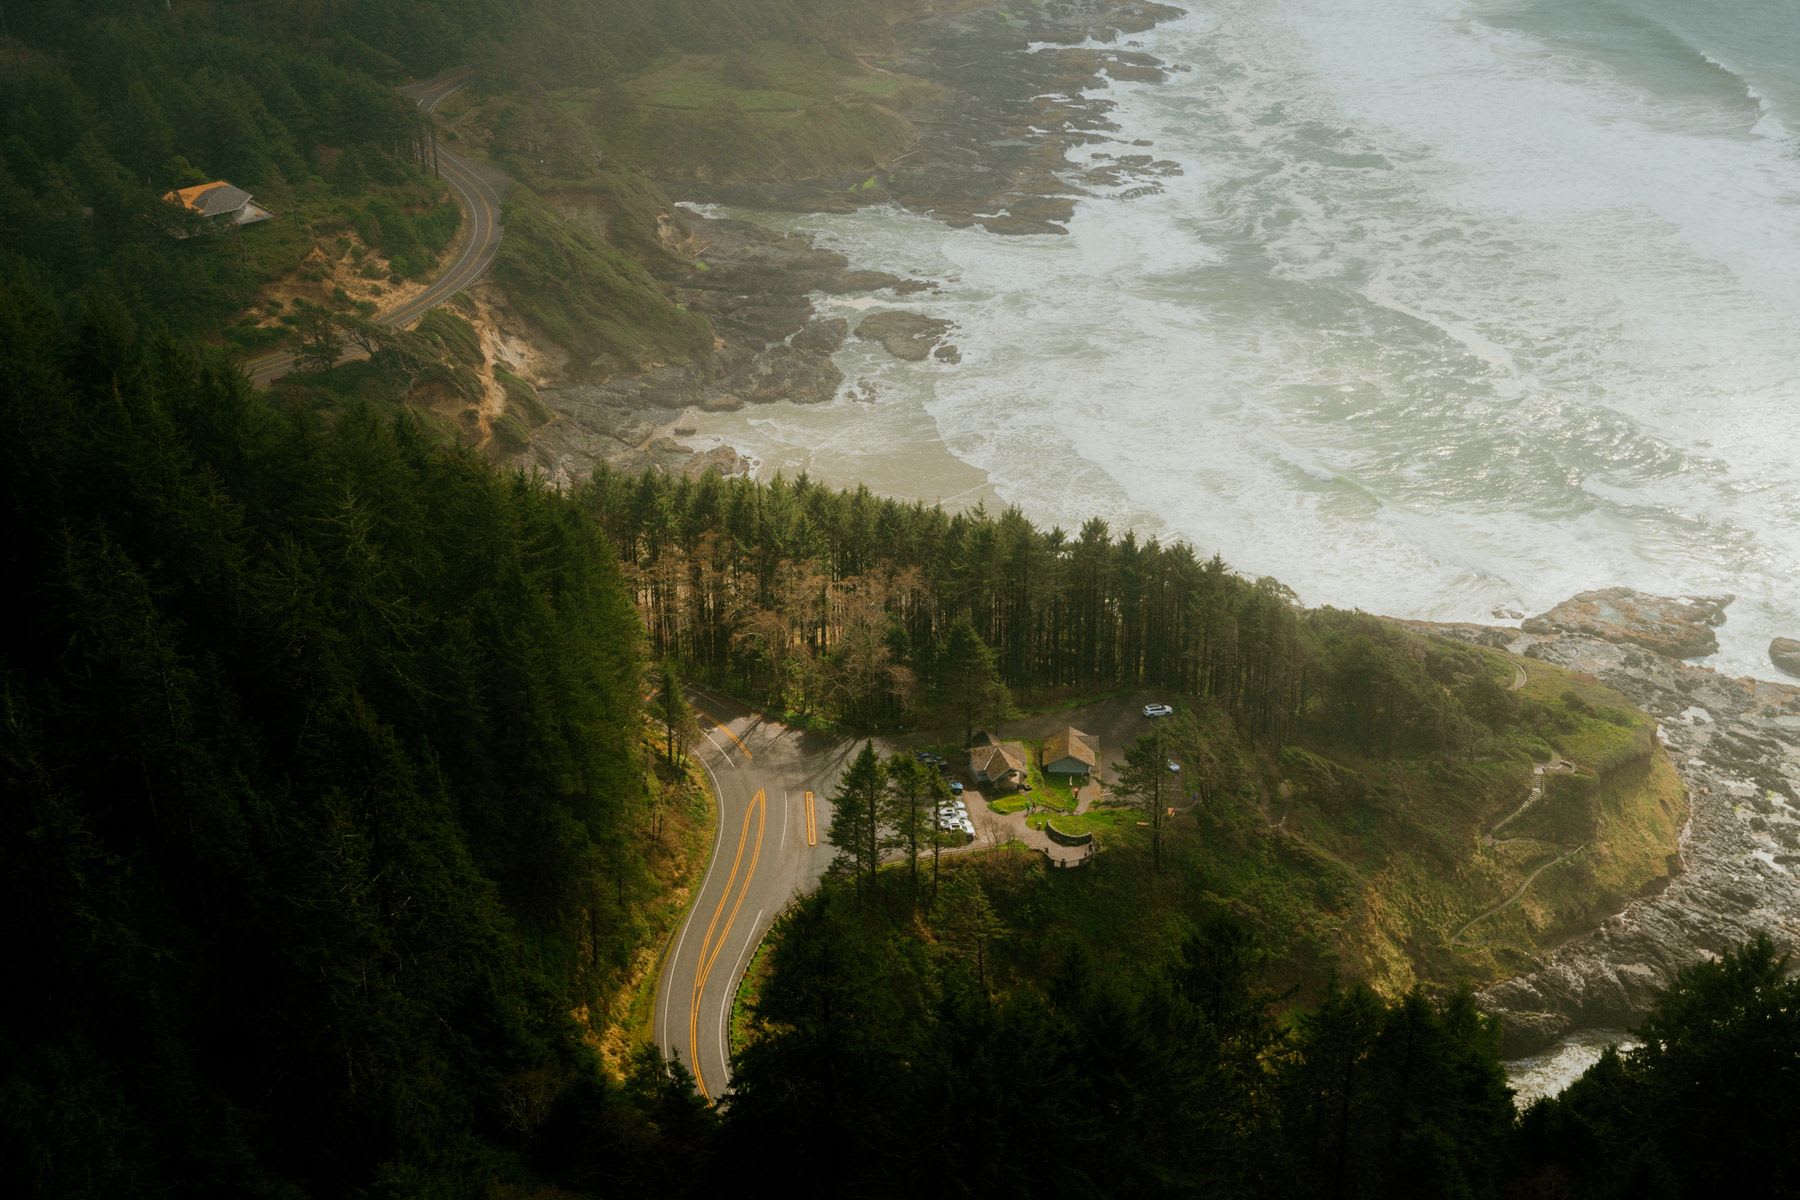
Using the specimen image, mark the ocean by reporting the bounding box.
[684,0,1800,677]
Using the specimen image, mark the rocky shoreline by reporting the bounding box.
[509,0,1190,484]
[1424,592,1800,1057]
[502,5,1800,1059]
[514,214,939,486]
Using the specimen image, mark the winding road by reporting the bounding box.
[654,688,857,1101]
[246,70,507,386]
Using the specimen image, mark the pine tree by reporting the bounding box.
[931,868,1006,996]
[656,658,698,767]
[826,741,886,893]
[1115,728,1173,873]
[935,618,1005,746]
[884,753,928,893]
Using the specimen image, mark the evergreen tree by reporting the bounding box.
[884,753,930,893]
[1115,728,1173,873]
[931,867,1006,998]
[1514,934,1800,1199]
[656,658,699,768]
[826,741,886,893]
[935,617,1005,745]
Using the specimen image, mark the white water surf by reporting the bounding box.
[685,0,1800,681]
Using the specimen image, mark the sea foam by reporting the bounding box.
[687,0,1800,679]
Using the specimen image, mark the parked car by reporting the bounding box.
[936,811,975,838]
[949,780,964,796]
[1167,759,1181,774]
[1143,702,1174,718]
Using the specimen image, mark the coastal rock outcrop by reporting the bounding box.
[515,385,750,488]
[1521,588,1733,659]
[855,310,955,362]
[1424,594,1800,1057]
[1771,637,1800,679]
[791,317,848,355]
[725,343,841,406]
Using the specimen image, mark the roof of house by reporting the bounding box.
[970,739,1028,780]
[1042,727,1097,770]
[165,181,253,218]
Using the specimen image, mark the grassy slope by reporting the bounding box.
[457,36,936,372]
[983,634,1686,1004]
[493,187,713,373]
[598,42,932,184]
[1440,661,1687,982]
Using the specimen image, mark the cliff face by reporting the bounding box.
[1340,647,1687,1002]
[1430,592,1800,1056]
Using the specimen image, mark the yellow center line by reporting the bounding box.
[691,701,754,761]
[805,791,817,846]
[688,788,758,1101]
[688,788,765,1102]
[700,792,765,983]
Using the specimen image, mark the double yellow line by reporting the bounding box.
[693,700,754,761]
[688,787,766,1101]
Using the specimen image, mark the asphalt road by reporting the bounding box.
[246,70,506,387]
[653,687,858,1101]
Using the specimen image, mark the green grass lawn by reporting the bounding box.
[1026,809,1130,838]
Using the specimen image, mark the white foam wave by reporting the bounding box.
[687,0,1800,679]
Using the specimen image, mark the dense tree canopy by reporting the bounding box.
[0,285,680,1195]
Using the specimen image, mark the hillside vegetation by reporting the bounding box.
[0,288,703,1195]
[588,468,1686,995]
[0,0,951,376]
[493,188,713,372]
[722,858,1796,1199]
[0,285,1766,1199]
[4,6,1782,1198]
[0,0,456,338]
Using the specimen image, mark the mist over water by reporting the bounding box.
[690,0,1800,677]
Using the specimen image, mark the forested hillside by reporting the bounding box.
[3,5,1794,1198]
[0,0,464,337]
[0,0,941,343]
[586,468,1305,729]
[583,467,1687,996]
[721,863,1799,1199]
[0,287,705,1194]
[0,287,1784,1195]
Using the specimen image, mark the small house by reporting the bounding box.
[1041,727,1098,781]
[969,734,1029,793]
[163,180,274,234]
